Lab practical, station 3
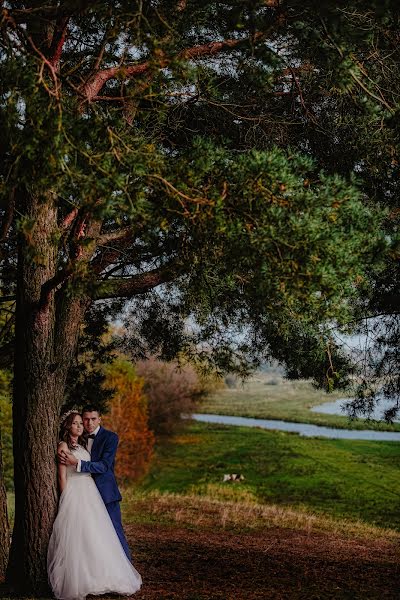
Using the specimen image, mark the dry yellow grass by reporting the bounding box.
[123,487,400,542]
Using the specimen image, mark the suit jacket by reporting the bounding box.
[80,426,122,504]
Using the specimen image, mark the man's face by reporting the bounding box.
[82,411,101,434]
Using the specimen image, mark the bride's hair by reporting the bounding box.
[60,411,87,450]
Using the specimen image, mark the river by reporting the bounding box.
[191,413,400,441]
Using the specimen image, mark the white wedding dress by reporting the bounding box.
[47,444,142,600]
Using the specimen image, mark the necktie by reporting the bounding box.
[88,434,96,439]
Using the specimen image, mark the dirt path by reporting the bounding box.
[125,524,400,600]
[0,523,398,599]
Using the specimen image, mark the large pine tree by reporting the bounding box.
[0,1,398,592]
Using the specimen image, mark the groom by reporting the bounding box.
[58,405,131,559]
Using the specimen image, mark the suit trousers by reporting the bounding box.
[105,500,131,560]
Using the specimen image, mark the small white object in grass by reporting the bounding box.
[223,473,245,482]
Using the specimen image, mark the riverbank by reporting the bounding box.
[201,376,400,431]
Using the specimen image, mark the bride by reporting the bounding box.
[47,411,142,600]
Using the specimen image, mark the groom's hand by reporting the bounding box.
[58,449,78,466]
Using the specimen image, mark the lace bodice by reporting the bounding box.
[66,444,91,479]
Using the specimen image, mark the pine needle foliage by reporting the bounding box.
[0,0,397,395]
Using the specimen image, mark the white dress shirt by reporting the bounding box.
[76,425,100,471]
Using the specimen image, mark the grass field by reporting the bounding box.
[130,421,400,532]
[200,375,400,431]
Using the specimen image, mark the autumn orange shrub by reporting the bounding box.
[102,357,154,483]
[136,358,204,435]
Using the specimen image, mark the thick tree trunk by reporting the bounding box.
[5,193,90,593]
[0,432,9,580]
[6,193,59,593]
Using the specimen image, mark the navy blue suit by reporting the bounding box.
[79,426,131,559]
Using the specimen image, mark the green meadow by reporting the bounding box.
[201,375,400,431]
[129,421,400,534]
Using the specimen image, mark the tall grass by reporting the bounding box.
[123,488,400,541]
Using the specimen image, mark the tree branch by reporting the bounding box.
[9,2,92,22]
[90,229,138,275]
[39,220,102,307]
[81,31,269,102]
[48,16,69,68]
[93,262,181,299]
[97,226,135,246]
[60,207,79,230]
[82,62,151,102]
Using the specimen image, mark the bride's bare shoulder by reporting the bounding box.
[57,441,69,452]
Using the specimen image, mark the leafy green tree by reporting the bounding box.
[0,0,397,593]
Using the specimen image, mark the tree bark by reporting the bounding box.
[5,192,90,593]
[0,430,9,581]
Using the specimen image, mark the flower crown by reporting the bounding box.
[59,408,80,427]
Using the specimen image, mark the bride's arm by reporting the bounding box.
[58,463,67,493]
[57,442,68,493]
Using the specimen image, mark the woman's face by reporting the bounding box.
[69,415,84,438]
